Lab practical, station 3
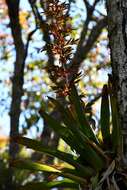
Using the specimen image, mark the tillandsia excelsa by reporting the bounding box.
[41,0,79,97]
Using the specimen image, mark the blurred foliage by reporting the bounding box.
[0,144,32,189]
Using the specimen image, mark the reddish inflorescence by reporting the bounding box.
[43,0,78,97]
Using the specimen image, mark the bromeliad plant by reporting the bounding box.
[11,0,127,189]
[11,80,127,190]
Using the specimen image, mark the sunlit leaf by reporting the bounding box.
[14,136,94,177]
[18,179,79,190]
[11,160,87,184]
[11,160,61,173]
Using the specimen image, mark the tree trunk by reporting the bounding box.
[5,1,25,189]
[107,0,127,165]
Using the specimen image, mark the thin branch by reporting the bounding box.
[70,17,107,80]
[21,28,38,75]
[73,0,102,73]
[75,18,89,57]
[83,0,101,16]
[28,0,54,65]
[83,0,91,13]
[93,0,101,7]
[75,0,98,67]
[84,17,107,55]
[70,0,101,79]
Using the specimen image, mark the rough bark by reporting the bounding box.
[107,0,127,164]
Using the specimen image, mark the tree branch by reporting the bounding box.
[21,28,38,75]
[5,0,27,189]
[83,0,101,16]
[70,16,107,79]
[28,0,54,65]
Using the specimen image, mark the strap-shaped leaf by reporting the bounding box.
[48,97,96,146]
[14,136,94,177]
[39,109,88,156]
[39,110,74,146]
[108,77,121,153]
[69,84,98,143]
[100,85,110,144]
[18,179,79,190]
[11,160,87,184]
[11,159,61,173]
[48,97,107,166]
[39,110,104,170]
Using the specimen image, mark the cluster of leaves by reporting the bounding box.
[11,79,127,189]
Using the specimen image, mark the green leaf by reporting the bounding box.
[100,85,110,144]
[39,109,93,160]
[91,173,99,190]
[48,97,106,159]
[18,179,79,190]
[11,160,60,173]
[69,84,98,143]
[108,78,121,153]
[48,97,100,150]
[14,136,94,177]
[39,110,76,149]
[11,160,87,184]
[39,109,104,171]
